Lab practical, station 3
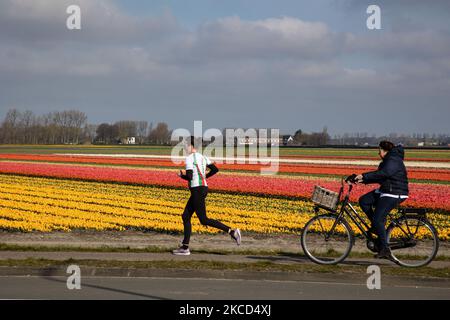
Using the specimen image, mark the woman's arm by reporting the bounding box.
[179,169,193,181]
[206,163,219,178]
[362,160,397,183]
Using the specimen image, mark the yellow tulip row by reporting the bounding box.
[0,174,304,215]
[4,187,311,228]
[0,175,313,234]
[0,174,448,240]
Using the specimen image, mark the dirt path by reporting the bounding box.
[1,230,449,257]
[0,230,302,252]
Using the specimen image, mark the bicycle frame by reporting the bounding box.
[316,179,430,243]
[316,178,374,241]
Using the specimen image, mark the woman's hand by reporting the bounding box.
[178,170,184,177]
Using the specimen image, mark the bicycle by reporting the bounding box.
[300,175,439,267]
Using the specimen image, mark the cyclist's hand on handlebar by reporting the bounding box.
[345,174,363,184]
[345,174,357,184]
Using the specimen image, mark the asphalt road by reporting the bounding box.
[1,275,449,300]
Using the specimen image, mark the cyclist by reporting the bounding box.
[172,136,241,255]
[354,141,409,259]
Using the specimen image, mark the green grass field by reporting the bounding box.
[1,144,450,159]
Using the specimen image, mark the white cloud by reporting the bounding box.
[0,0,179,44]
[346,30,450,59]
[188,16,342,60]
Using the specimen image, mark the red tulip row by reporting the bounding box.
[1,154,449,181]
[279,154,450,162]
[1,161,449,211]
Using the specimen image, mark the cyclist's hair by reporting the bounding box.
[379,140,394,152]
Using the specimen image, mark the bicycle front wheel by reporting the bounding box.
[301,214,353,265]
[387,216,439,267]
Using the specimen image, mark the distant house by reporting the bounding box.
[223,128,281,146]
[237,136,280,146]
[121,137,136,145]
[282,135,294,145]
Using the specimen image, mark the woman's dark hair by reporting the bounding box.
[379,140,394,152]
[188,136,201,148]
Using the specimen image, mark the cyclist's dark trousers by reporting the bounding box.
[359,190,404,250]
[182,186,230,245]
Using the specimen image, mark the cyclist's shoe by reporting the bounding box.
[231,229,241,246]
[374,247,393,260]
[367,226,377,236]
[172,246,190,256]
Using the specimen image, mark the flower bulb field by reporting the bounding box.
[0,145,449,241]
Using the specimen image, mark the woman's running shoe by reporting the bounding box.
[231,229,242,246]
[172,247,191,255]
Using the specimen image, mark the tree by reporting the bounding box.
[136,121,148,144]
[148,122,170,145]
[18,110,34,144]
[115,121,137,141]
[293,129,303,144]
[1,109,21,144]
[95,123,119,144]
[69,110,88,144]
[319,126,330,146]
[83,124,98,144]
[95,123,109,144]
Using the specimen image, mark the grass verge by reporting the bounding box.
[0,258,449,279]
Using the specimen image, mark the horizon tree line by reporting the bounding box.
[0,108,172,145]
[0,108,449,146]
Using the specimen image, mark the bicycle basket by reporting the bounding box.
[311,185,339,210]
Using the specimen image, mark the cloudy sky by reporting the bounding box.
[0,0,449,135]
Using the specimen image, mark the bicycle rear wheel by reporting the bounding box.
[301,214,353,265]
[387,216,439,267]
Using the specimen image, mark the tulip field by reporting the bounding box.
[0,146,449,240]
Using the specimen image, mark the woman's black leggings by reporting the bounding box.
[182,186,230,245]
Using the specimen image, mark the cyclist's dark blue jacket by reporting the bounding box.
[362,145,409,196]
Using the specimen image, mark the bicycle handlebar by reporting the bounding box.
[340,175,357,198]
[345,174,358,184]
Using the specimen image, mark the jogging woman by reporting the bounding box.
[172,136,241,255]
[354,141,409,259]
